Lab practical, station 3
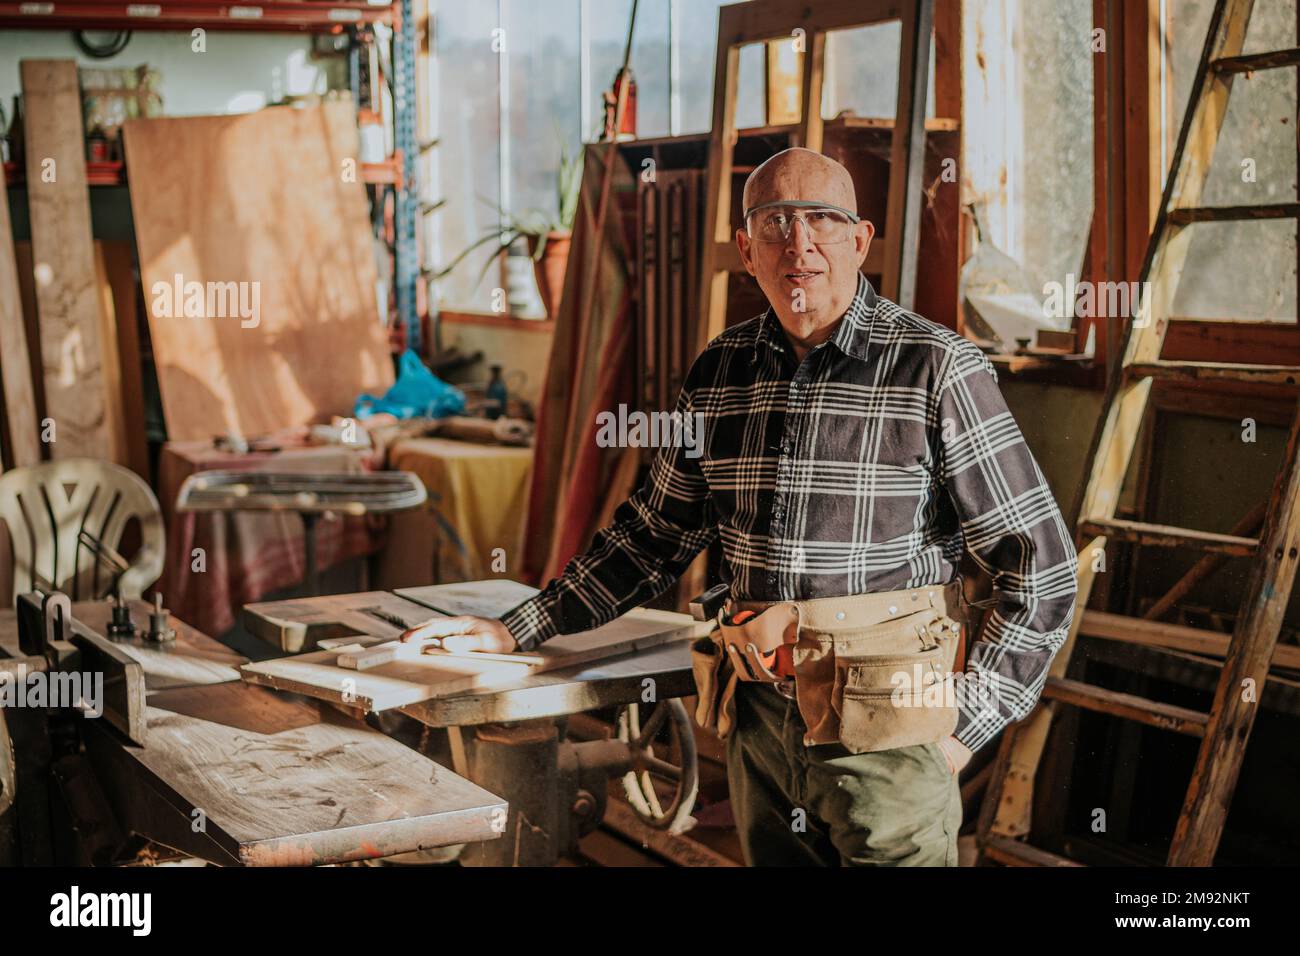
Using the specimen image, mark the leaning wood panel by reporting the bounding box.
[0,162,39,469]
[20,59,112,460]
[122,101,394,442]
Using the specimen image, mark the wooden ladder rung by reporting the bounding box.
[1167,202,1300,225]
[1042,677,1210,736]
[1211,47,1300,73]
[1080,610,1300,670]
[1078,518,1259,555]
[1126,360,1300,387]
[982,835,1084,867]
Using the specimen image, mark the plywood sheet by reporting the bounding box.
[122,101,394,442]
[0,163,40,470]
[20,59,112,459]
[241,596,695,713]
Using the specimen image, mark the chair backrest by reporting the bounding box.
[0,458,165,603]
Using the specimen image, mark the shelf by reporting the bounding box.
[4,159,123,186]
[0,1,393,32]
[6,156,398,187]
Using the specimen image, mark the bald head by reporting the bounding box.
[741,147,857,216]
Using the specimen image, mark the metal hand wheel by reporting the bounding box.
[615,697,699,834]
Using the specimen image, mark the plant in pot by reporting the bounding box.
[437,141,582,319]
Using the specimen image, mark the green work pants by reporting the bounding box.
[725,680,962,866]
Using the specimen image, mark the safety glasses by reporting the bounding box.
[743,200,862,243]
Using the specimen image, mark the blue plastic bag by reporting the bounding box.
[354,349,466,420]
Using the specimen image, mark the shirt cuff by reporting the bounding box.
[951,673,1010,754]
[497,596,562,653]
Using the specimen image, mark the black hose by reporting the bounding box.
[73,30,132,59]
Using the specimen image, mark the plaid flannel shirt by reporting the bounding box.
[501,274,1078,753]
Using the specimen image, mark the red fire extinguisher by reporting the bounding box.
[603,67,637,141]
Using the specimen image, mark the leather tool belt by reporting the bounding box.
[690,579,966,752]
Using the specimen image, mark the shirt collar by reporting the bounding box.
[753,272,878,364]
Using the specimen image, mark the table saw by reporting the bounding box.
[0,591,505,866]
[1,580,704,867]
[239,580,705,866]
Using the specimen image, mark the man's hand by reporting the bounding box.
[398,616,518,654]
[936,736,974,776]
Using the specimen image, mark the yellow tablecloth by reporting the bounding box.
[373,437,534,588]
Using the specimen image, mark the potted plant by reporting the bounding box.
[438,140,582,319]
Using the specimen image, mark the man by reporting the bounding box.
[403,148,1078,866]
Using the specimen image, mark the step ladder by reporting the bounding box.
[977,0,1300,868]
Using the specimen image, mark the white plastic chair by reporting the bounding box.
[0,458,164,603]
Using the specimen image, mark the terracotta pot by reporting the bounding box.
[528,230,571,319]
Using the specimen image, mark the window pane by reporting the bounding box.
[1018,0,1093,293]
[503,0,582,317]
[674,0,760,133]
[435,1,503,311]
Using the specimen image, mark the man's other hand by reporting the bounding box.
[398,616,518,654]
[936,736,974,776]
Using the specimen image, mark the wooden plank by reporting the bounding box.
[20,59,112,460]
[396,579,542,618]
[242,590,441,653]
[82,683,506,866]
[121,102,393,442]
[0,162,40,470]
[1078,517,1258,555]
[983,835,1084,867]
[98,241,150,479]
[880,0,932,307]
[1129,359,1300,386]
[1167,202,1300,224]
[1042,676,1209,736]
[241,598,696,714]
[1212,47,1300,72]
[1081,610,1300,670]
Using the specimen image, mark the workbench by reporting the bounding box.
[240,581,704,866]
[0,598,506,866]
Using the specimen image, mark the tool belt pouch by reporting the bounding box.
[716,607,795,682]
[690,629,740,739]
[825,607,962,754]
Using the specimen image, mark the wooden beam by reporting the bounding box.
[1078,517,1259,555]
[881,0,932,307]
[20,60,113,460]
[1042,677,1210,736]
[1170,403,1300,865]
[0,162,40,469]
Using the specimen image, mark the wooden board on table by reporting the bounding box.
[395,579,541,618]
[82,681,506,866]
[242,590,437,654]
[241,599,696,713]
[0,162,40,470]
[121,101,394,443]
[20,60,113,460]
